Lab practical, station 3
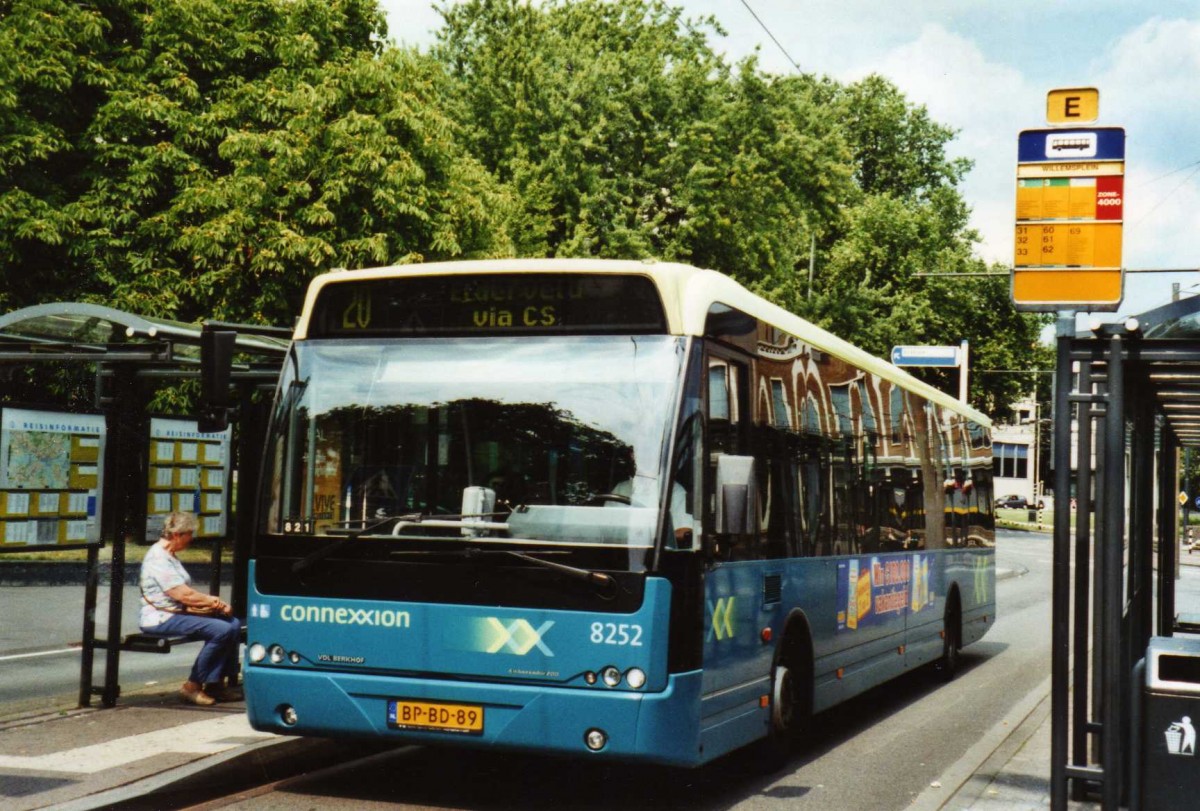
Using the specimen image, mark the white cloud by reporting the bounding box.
[847,25,1035,264]
[377,0,444,49]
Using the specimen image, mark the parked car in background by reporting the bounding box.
[995,494,1028,509]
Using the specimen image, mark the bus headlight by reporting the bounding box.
[625,668,646,689]
[601,666,621,688]
[248,643,266,663]
[268,644,286,664]
[584,728,607,751]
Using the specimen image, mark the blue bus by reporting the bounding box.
[243,259,995,766]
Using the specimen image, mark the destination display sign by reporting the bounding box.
[310,273,667,337]
[1011,124,1126,313]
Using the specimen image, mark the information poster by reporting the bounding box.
[145,418,232,541]
[836,553,933,633]
[0,407,105,547]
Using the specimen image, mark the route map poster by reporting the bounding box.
[145,418,232,541]
[0,407,105,547]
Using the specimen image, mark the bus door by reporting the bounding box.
[700,350,765,706]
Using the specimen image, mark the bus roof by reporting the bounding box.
[296,259,991,427]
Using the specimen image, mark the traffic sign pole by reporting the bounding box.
[959,339,969,403]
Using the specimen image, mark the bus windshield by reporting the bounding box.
[262,335,687,553]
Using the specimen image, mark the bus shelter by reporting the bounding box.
[1050,294,1200,809]
[0,303,286,706]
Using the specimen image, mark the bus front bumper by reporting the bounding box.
[245,666,704,767]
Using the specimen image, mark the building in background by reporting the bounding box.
[992,396,1040,507]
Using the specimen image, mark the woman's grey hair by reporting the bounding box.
[162,511,199,536]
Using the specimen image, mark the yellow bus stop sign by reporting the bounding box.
[1047,88,1099,124]
[1011,125,1125,312]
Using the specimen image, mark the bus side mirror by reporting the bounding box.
[199,327,236,433]
[715,454,756,535]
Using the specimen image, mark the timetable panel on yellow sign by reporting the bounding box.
[1014,222,1122,268]
[1015,175,1123,224]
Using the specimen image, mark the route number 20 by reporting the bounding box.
[590,622,643,646]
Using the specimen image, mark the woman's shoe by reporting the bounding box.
[205,684,244,702]
[180,682,216,706]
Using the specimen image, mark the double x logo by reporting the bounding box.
[707,597,736,642]
[482,618,556,656]
[973,556,992,604]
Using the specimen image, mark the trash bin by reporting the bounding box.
[1141,637,1200,809]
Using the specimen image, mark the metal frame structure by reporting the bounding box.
[0,303,286,706]
[1050,296,1200,809]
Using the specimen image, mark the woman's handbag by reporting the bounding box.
[141,587,225,616]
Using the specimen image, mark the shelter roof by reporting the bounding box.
[0,302,288,364]
[1079,294,1200,446]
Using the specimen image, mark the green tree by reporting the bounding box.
[0,0,114,312]
[75,0,513,324]
[1,0,513,326]
[435,0,851,290]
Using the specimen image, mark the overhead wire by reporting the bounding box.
[1131,163,1200,227]
[737,0,802,73]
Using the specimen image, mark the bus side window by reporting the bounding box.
[705,355,750,557]
[708,359,740,454]
[754,427,793,560]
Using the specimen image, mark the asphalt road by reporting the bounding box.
[0,582,234,710]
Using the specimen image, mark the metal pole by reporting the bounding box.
[1072,361,1094,787]
[959,339,970,403]
[1051,316,1075,811]
[807,233,815,299]
[1101,334,1125,810]
[1159,426,1177,636]
[1185,448,1193,556]
[78,543,100,707]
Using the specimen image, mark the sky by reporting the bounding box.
[379,0,1200,320]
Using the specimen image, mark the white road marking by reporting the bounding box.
[0,648,80,662]
[0,713,275,774]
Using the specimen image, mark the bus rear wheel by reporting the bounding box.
[939,603,961,682]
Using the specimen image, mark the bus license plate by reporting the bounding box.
[388,699,484,735]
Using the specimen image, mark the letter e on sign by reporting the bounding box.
[1047,88,1099,124]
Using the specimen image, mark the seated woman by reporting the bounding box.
[139,511,242,706]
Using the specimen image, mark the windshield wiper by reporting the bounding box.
[291,514,408,574]
[502,550,615,592]
[389,547,616,594]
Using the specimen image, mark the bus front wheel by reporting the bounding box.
[754,642,809,770]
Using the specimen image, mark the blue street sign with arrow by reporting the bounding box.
[891,345,960,367]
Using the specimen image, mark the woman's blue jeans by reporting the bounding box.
[143,614,242,685]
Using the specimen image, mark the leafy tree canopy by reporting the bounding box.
[1,0,513,326]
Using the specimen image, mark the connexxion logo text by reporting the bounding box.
[277,604,411,628]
